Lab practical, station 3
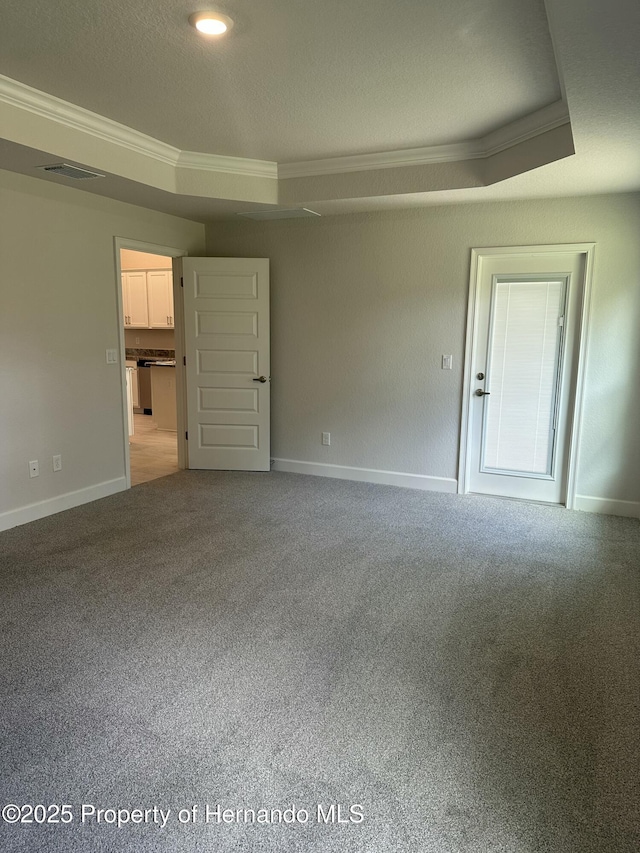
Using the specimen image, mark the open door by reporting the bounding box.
[181,257,270,471]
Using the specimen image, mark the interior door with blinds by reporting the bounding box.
[467,250,586,503]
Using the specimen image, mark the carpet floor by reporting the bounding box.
[1,471,639,852]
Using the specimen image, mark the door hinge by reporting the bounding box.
[183,356,186,366]
[558,315,565,327]
[180,277,184,287]
[185,431,188,440]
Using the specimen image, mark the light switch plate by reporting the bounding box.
[442,354,453,370]
[106,349,118,364]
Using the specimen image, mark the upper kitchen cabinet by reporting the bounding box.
[122,269,174,328]
[122,271,149,328]
[147,270,174,329]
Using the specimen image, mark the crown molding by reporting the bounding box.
[0,74,570,188]
[277,142,478,179]
[479,99,570,157]
[277,101,571,179]
[177,150,277,180]
[0,74,181,167]
[0,74,280,179]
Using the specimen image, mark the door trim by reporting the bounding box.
[113,237,189,489]
[458,243,596,508]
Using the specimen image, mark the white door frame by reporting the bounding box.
[458,243,596,509]
[113,237,189,489]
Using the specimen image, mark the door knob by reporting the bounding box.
[253,376,268,383]
[475,389,490,396]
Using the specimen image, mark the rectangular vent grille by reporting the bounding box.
[39,163,105,180]
[237,208,321,221]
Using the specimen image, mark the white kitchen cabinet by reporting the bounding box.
[147,270,174,328]
[122,271,149,328]
[121,269,173,329]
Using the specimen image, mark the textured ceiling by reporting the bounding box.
[0,0,560,162]
[0,0,638,219]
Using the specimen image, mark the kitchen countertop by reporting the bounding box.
[125,348,175,360]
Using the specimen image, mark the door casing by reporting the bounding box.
[114,237,189,489]
[458,244,596,508]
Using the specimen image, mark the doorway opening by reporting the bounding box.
[115,239,188,488]
[122,248,177,485]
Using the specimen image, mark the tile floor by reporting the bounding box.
[129,413,179,486]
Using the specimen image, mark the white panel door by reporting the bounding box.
[468,251,585,503]
[182,257,270,471]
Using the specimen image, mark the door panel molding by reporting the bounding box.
[182,257,270,471]
[459,243,596,508]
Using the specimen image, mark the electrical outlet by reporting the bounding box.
[135,336,141,345]
[322,432,331,446]
[442,354,453,370]
[29,460,39,478]
[106,348,118,364]
[53,454,62,472]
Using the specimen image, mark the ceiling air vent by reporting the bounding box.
[237,208,321,221]
[39,163,105,180]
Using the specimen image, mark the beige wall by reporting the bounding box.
[124,329,175,350]
[120,249,173,271]
[2,174,637,528]
[0,169,205,526]
[206,193,640,507]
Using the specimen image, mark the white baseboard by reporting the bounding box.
[271,463,638,517]
[574,495,640,519]
[272,458,458,493]
[0,477,128,532]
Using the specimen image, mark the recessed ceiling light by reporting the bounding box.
[189,11,234,36]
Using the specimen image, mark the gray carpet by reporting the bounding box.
[1,470,639,852]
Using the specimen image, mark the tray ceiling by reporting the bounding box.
[0,0,561,162]
[0,0,638,218]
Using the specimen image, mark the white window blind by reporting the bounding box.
[482,279,565,476]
